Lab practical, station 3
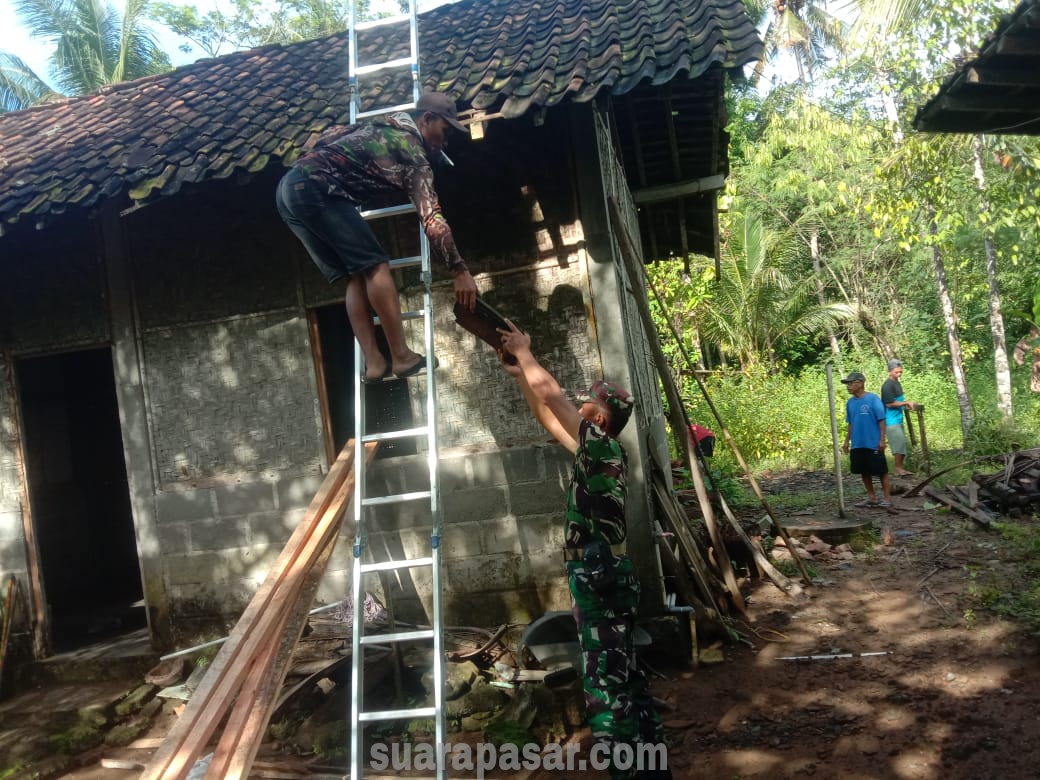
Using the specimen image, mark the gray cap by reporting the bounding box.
[416,91,468,134]
[887,359,903,370]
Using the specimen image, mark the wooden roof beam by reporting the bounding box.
[968,64,1040,87]
[633,174,725,204]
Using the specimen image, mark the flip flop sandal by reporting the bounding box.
[394,355,439,379]
[361,365,393,385]
[854,499,878,508]
[877,500,893,508]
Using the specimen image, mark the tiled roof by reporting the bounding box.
[0,0,761,231]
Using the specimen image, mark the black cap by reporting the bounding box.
[416,92,468,134]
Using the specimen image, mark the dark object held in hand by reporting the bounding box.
[453,297,523,364]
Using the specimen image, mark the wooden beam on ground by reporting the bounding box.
[924,486,994,527]
[141,441,376,780]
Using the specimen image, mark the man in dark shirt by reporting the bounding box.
[880,359,917,476]
[276,91,478,382]
[497,321,670,779]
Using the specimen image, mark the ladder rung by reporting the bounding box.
[360,557,434,573]
[360,203,416,219]
[359,706,436,723]
[361,425,430,443]
[373,309,425,327]
[354,57,414,76]
[355,12,412,30]
[358,101,418,119]
[363,490,432,506]
[360,629,435,645]
[389,255,422,269]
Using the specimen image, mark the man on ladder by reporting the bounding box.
[275,91,479,381]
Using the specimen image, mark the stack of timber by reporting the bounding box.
[972,447,1040,513]
[922,448,1040,525]
[139,441,377,780]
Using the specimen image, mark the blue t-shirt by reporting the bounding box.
[846,392,886,449]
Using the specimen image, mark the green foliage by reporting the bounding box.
[680,357,1038,473]
[2,0,170,112]
[149,0,368,57]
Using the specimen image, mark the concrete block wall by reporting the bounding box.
[154,471,324,630]
[319,444,576,627]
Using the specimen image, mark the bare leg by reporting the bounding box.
[860,474,877,503]
[344,276,388,380]
[880,474,892,503]
[894,453,912,475]
[361,263,421,374]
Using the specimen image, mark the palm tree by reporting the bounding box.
[744,0,849,84]
[700,212,855,370]
[0,0,170,113]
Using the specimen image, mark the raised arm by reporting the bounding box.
[497,321,580,453]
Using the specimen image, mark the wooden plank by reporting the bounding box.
[924,487,993,527]
[219,484,358,780]
[647,462,726,616]
[209,443,375,780]
[141,441,370,780]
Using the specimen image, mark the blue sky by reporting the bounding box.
[0,2,202,88]
[0,1,446,90]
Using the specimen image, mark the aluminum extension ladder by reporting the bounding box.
[347,1,447,778]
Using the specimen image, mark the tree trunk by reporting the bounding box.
[972,135,1013,420]
[928,205,973,440]
[811,228,841,357]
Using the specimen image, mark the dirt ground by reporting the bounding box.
[11,470,1040,779]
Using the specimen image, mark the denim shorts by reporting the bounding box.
[275,167,389,283]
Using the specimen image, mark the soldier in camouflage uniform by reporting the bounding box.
[276,91,477,382]
[498,322,671,780]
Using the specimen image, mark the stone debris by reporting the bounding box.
[771,535,858,564]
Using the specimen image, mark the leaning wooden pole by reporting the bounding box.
[637,258,813,587]
[608,197,746,614]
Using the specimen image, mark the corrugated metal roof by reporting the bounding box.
[0,0,761,230]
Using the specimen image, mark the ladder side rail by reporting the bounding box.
[350,344,366,780]
[419,226,448,772]
[408,0,421,105]
[347,0,359,124]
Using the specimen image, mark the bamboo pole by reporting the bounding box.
[624,219,812,587]
[607,197,746,613]
[826,364,846,519]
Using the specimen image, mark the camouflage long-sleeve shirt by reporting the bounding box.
[565,419,628,548]
[293,113,466,273]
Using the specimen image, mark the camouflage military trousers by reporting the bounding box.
[568,554,664,779]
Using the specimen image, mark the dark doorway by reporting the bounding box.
[311,304,416,459]
[16,348,145,651]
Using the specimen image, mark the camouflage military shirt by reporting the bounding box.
[293,113,466,273]
[565,419,628,548]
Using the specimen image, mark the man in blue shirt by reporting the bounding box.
[841,371,892,508]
